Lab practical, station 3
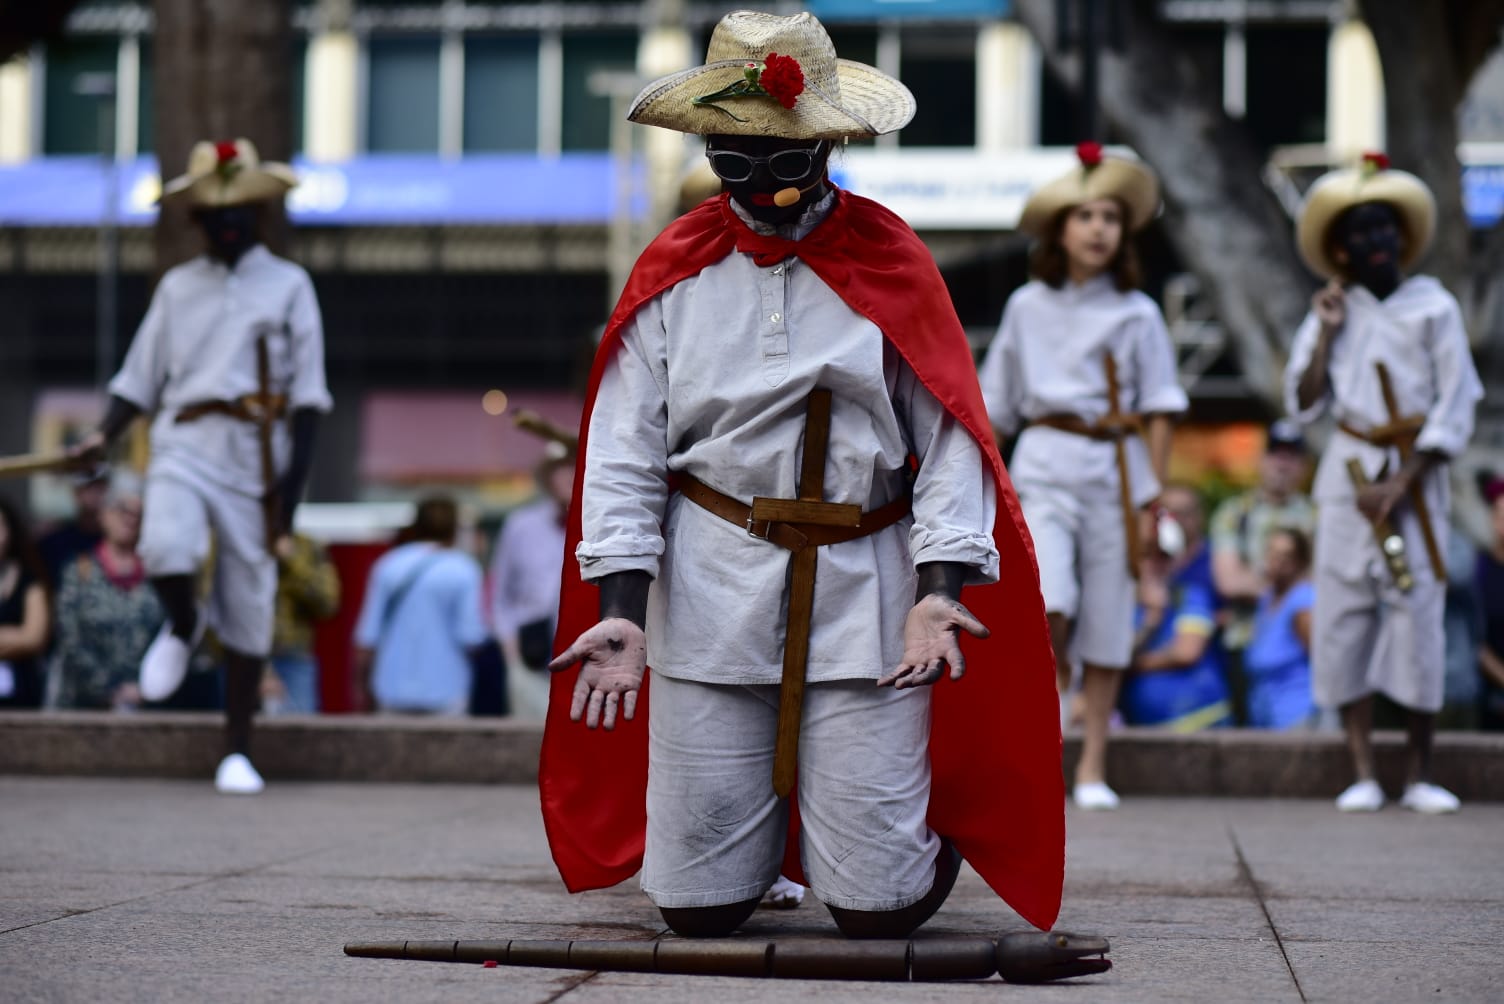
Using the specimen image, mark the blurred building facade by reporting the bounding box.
[0,0,1500,508]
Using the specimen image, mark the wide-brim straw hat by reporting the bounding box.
[628,10,915,140]
[1296,154,1435,280]
[1017,144,1160,237]
[159,138,298,208]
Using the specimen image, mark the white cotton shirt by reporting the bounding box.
[108,244,333,494]
[978,276,1188,507]
[1283,275,1482,583]
[577,200,999,686]
[489,497,566,641]
[354,542,489,712]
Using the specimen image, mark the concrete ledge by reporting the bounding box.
[3,711,1504,799]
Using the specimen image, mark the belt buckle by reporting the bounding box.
[745,514,773,541]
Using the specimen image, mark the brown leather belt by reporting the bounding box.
[674,389,911,799]
[175,394,288,425]
[1337,417,1425,450]
[676,474,912,554]
[1028,412,1142,442]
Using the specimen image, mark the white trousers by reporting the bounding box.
[642,672,940,912]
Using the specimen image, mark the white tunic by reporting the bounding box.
[578,200,999,686]
[1283,276,1482,582]
[489,498,566,641]
[978,276,1188,507]
[109,244,334,494]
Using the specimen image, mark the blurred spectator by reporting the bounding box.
[1477,478,1504,731]
[1242,527,1319,729]
[263,533,340,715]
[0,497,51,708]
[1121,507,1232,731]
[37,465,110,588]
[1440,522,1481,729]
[1159,483,1217,602]
[51,472,164,710]
[353,496,488,715]
[488,443,572,719]
[1209,419,1316,723]
[1209,419,1317,632]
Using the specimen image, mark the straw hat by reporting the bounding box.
[1017,142,1160,238]
[1295,152,1435,280]
[628,11,915,140]
[159,138,298,208]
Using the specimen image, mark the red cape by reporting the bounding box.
[539,191,1064,930]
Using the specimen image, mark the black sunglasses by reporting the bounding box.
[704,144,825,183]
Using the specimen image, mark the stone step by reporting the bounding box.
[3,711,1503,799]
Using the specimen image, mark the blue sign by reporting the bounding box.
[1463,163,1504,229]
[0,153,643,227]
[808,0,1011,19]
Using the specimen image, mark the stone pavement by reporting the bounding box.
[1,777,1498,1003]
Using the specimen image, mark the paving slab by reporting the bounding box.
[2,779,1499,1003]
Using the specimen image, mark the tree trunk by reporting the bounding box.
[1013,0,1312,408]
[152,0,293,273]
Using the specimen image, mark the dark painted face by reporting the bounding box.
[705,134,831,226]
[194,204,261,265]
[1331,201,1403,295]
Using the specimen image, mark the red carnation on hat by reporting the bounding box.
[214,140,239,165]
[759,52,805,109]
[1076,141,1104,167]
[1361,150,1390,172]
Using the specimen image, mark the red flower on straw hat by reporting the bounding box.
[759,53,805,109]
[694,53,805,120]
[1361,150,1390,173]
[214,140,239,165]
[1076,141,1104,168]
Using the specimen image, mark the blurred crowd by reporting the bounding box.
[0,448,572,722]
[3,417,1502,732]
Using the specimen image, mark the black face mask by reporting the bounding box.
[196,205,261,265]
[706,135,831,226]
[1333,202,1403,299]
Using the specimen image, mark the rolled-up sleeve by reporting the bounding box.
[1282,313,1326,424]
[978,306,1022,437]
[576,305,671,581]
[1133,308,1189,415]
[1415,298,1483,458]
[286,273,334,413]
[108,280,171,412]
[897,361,999,584]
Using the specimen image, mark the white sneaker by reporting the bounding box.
[1400,782,1460,815]
[1335,779,1385,812]
[139,610,204,702]
[761,875,805,909]
[1073,782,1120,811]
[214,753,265,795]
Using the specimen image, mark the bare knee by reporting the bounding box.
[659,897,760,938]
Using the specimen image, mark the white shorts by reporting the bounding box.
[1311,510,1445,712]
[1017,482,1135,669]
[642,672,941,912]
[138,466,276,657]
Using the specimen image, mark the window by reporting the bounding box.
[561,32,636,152]
[464,36,539,152]
[899,30,975,147]
[366,35,441,152]
[291,38,307,155]
[137,39,154,153]
[43,38,117,155]
[1245,25,1327,149]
